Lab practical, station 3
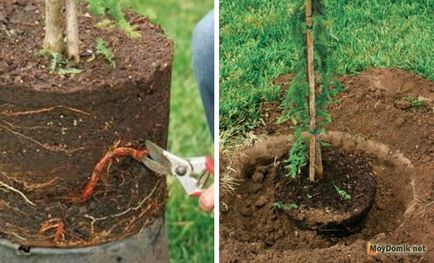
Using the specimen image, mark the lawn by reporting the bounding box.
[220,0,434,136]
[120,0,214,262]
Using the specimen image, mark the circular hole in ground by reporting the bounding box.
[274,145,377,237]
[220,132,415,251]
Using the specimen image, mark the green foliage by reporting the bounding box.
[411,99,424,111]
[95,38,116,67]
[86,0,141,38]
[274,201,298,210]
[95,19,116,30]
[38,49,82,76]
[285,129,307,177]
[57,67,83,76]
[47,51,65,73]
[405,96,425,111]
[220,0,434,136]
[333,183,351,200]
[281,0,342,177]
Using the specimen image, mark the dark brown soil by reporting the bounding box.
[274,147,376,233]
[220,69,434,263]
[0,0,172,92]
[0,0,172,247]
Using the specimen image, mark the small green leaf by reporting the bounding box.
[96,38,116,68]
[333,184,351,200]
[273,202,298,210]
[57,68,83,76]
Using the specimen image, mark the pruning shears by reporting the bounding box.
[142,140,214,197]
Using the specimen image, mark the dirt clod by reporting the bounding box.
[394,99,412,110]
[252,171,265,183]
[255,195,268,208]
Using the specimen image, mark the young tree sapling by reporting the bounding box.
[305,0,324,181]
[40,1,153,203]
[281,0,342,181]
[42,0,138,64]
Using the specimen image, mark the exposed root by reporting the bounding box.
[0,172,57,192]
[0,199,27,215]
[125,201,159,232]
[38,218,65,243]
[84,180,162,238]
[220,201,229,213]
[0,105,89,116]
[84,180,162,224]
[414,201,434,216]
[0,181,36,206]
[1,120,50,130]
[22,178,57,191]
[55,222,65,242]
[83,215,97,236]
[81,146,149,201]
[220,169,241,196]
[0,123,84,154]
[9,231,26,241]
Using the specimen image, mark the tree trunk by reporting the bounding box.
[315,137,324,180]
[43,0,64,53]
[65,0,80,63]
[305,0,323,181]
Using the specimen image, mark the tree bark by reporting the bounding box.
[315,136,324,180]
[65,0,80,63]
[305,0,323,181]
[43,0,64,53]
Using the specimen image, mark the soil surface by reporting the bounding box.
[0,0,172,92]
[0,0,172,247]
[275,147,376,233]
[220,69,434,263]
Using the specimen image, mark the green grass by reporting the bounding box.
[220,0,434,135]
[120,1,214,262]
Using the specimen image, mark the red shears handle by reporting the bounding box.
[205,156,214,174]
[190,156,214,197]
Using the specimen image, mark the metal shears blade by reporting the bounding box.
[142,141,172,174]
[142,140,212,197]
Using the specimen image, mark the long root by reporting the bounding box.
[0,180,36,206]
[81,147,149,201]
[38,218,65,243]
[0,172,57,192]
[0,105,89,116]
[83,179,162,237]
[0,122,84,154]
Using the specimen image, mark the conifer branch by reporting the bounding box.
[283,0,341,180]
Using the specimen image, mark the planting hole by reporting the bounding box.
[220,132,415,251]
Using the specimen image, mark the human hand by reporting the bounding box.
[199,184,214,212]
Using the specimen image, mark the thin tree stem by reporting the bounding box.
[305,0,318,182]
[43,0,64,53]
[316,137,324,179]
[65,0,80,63]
